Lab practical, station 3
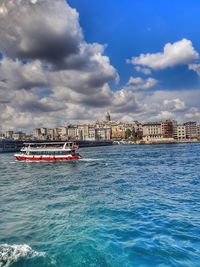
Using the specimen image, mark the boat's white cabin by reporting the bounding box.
[21,142,77,152]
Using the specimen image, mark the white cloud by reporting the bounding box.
[134,66,151,74]
[185,107,200,120]
[126,77,158,91]
[129,39,199,70]
[155,111,174,120]
[0,1,199,130]
[0,0,83,63]
[188,63,200,76]
[132,89,200,123]
[0,0,123,130]
[0,57,47,89]
[163,98,186,111]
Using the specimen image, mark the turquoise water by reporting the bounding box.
[0,144,200,267]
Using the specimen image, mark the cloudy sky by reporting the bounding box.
[0,0,200,131]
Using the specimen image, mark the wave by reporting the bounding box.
[0,244,54,267]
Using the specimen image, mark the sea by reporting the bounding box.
[0,144,200,267]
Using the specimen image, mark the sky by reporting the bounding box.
[0,0,200,131]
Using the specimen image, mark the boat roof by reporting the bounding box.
[23,142,72,145]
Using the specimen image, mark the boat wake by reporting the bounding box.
[0,244,55,267]
[79,158,104,162]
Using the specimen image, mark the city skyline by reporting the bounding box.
[1,114,200,144]
[0,0,200,131]
[0,112,200,133]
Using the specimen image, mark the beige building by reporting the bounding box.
[77,124,111,141]
[96,127,111,140]
[68,125,78,140]
[142,122,163,141]
[77,124,90,140]
[48,128,59,140]
[13,132,26,140]
[33,127,48,140]
[5,131,14,139]
[111,123,125,139]
[87,126,96,141]
[176,125,186,140]
[55,127,68,140]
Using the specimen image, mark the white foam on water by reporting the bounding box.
[0,244,45,267]
[79,158,103,162]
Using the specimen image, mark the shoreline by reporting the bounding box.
[114,140,200,146]
[0,139,200,153]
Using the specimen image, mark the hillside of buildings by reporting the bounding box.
[1,113,200,144]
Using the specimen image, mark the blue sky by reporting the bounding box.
[68,0,200,89]
[0,0,200,130]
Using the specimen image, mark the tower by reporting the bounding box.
[105,112,111,122]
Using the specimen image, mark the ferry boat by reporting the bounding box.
[14,142,82,161]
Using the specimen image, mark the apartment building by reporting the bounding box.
[176,125,186,140]
[183,121,197,139]
[142,122,162,141]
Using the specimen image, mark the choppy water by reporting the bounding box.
[0,144,200,267]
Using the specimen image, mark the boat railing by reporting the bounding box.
[21,142,79,151]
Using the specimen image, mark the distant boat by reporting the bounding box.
[14,142,82,161]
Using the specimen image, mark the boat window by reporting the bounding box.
[27,150,72,156]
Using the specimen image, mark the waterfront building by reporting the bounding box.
[176,125,186,140]
[77,124,90,141]
[183,121,197,139]
[12,132,26,140]
[47,129,58,140]
[54,127,68,140]
[33,128,41,139]
[0,133,5,139]
[111,123,126,139]
[87,126,96,141]
[68,125,78,140]
[197,125,200,140]
[96,127,111,140]
[5,131,14,139]
[130,121,143,138]
[142,122,163,141]
[172,120,178,139]
[33,127,48,140]
[161,120,173,138]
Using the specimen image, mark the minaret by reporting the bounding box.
[105,112,111,122]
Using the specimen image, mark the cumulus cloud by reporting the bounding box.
[155,111,174,120]
[110,89,140,113]
[126,77,158,91]
[185,107,200,120]
[0,1,199,130]
[188,63,200,76]
[0,0,83,65]
[131,89,200,123]
[0,0,126,130]
[163,98,186,111]
[0,57,47,90]
[0,0,138,130]
[134,66,152,75]
[129,39,199,70]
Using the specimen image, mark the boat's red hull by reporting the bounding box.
[15,154,82,161]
